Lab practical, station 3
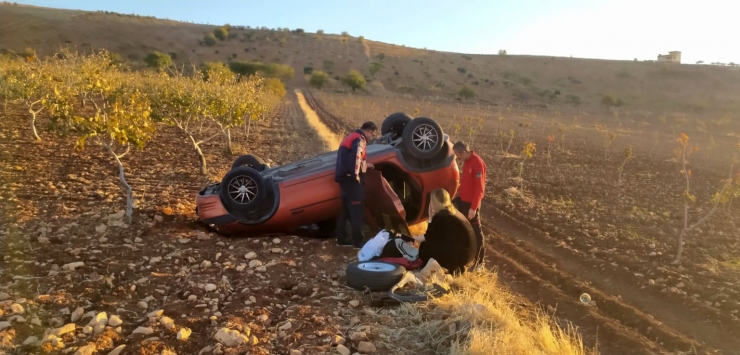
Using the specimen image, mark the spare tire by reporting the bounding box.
[231,154,270,171]
[346,261,406,292]
[381,112,413,138]
[402,116,444,159]
[219,166,266,214]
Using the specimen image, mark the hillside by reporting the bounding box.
[2,2,740,116]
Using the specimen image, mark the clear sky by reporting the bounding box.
[13,0,739,64]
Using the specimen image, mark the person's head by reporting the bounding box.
[452,141,471,161]
[428,188,456,221]
[360,121,378,141]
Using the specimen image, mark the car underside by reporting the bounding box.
[195,113,459,237]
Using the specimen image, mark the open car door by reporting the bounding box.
[362,169,412,237]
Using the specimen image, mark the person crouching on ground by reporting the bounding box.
[413,188,477,275]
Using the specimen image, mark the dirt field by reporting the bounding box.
[2,3,740,355]
[308,90,740,355]
[0,92,421,355]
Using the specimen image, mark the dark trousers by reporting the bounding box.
[335,180,364,246]
[453,197,485,267]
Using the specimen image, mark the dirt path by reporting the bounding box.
[303,93,740,355]
[301,89,354,136]
[294,89,342,150]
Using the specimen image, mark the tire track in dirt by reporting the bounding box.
[302,89,354,136]
[294,89,342,151]
[303,94,740,355]
[481,202,740,355]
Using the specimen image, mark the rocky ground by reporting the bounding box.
[0,92,408,355]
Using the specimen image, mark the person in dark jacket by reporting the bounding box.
[335,121,378,248]
[413,188,477,275]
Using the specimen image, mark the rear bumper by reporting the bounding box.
[196,184,235,226]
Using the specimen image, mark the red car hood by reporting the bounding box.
[362,169,412,237]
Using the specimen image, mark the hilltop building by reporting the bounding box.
[657,51,681,63]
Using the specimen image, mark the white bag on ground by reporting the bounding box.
[358,229,390,261]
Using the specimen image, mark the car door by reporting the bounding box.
[362,169,412,236]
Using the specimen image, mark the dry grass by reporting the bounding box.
[385,271,589,355]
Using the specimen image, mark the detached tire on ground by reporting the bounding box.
[219,166,267,214]
[345,261,406,292]
[402,116,444,159]
[231,154,270,171]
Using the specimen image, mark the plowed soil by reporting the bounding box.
[0,91,404,355]
[307,89,740,355]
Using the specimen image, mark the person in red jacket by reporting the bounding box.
[452,141,487,270]
[334,121,378,248]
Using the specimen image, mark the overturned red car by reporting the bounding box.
[195,113,460,237]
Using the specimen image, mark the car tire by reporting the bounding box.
[231,154,270,172]
[402,116,444,159]
[219,166,267,214]
[345,261,406,292]
[381,112,413,138]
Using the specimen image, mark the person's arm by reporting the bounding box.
[348,138,362,180]
[420,216,443,243]
[469,158,486,212]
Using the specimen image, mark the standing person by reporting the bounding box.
[452,141,487,270]
[334,121,378,248]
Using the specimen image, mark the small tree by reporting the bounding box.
[3,56,49,141]
[369,62,383,77]
[200,61,232,83]
[229,60,264,77]
[203,33,217,46]
[51,51,156,223]
[323,60,334,73]
[604,131,617,159]
[259,62,295,81]
[203,74,268,154]
[546,135,555,166]
[308,70,329,90]
[214,26,229,40]
[341,70,366,92]
[617,145,633,184]
[144,51,173,71]
[518,142,536,195]
[671,134,739,264]
[458,85,475,100]
[601,95,623,111]
[498,49,507,56]
[149,70,219,175]
[264,77,286,98]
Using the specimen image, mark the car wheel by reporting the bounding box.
[219,166,266,214]
[231,154,270,172]
[381,112,413,138]
[345,261,406,292]
[402,116,444,159]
